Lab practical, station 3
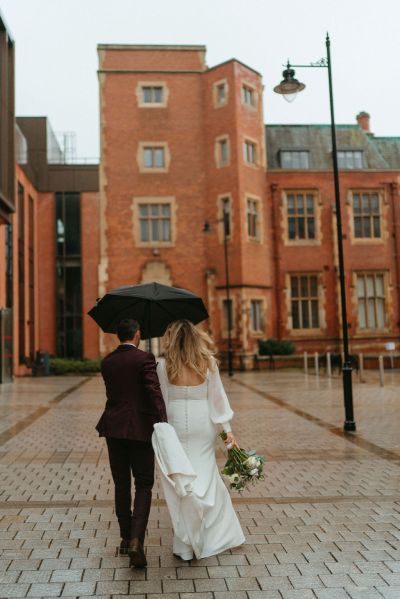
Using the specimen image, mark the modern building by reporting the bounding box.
[0,11,15,381]
[15,117,99,371]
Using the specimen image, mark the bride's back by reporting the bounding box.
[163,319,215,387]
[169,365,205,387]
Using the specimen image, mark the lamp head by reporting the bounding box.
[273,63,305,102]
[203,220,211,234]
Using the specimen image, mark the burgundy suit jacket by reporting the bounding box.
[96,344,167,442]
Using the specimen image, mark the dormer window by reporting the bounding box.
[280,150,310,169]
[337,150,363,169]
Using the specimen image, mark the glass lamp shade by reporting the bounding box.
[283,92,298,103]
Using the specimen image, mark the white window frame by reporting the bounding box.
[215,135,230,168]
[355,272,387,331]
[213,78,229,108]
[243,139,258,166]
[132,196,176,248]
[137,142,170,173]
[136,81,169,108]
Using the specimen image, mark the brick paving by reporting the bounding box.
[0,369,399,598]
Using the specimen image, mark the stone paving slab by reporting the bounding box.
[0,371,399,597]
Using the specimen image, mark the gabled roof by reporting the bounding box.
[265,123,400,170]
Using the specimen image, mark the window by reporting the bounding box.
[219,139,228,164]
[137,82,168,107]
[216,137,229,167]
[280,151,310,169]
[247,198,259,239]
[56,192,82,358]
[287,192,315,240]
[217,83,226,104]
[221,196,231,238]
[143,146,165,169]
[353,192,381,238]
[242,85,255,106]
[338,150,363,169]
[243,140,257,164]
[142,86,163,104]
[290,274,320,329]
[213,79,228,107]
[357,273,386,330]
[139,203,171,243]
[250,300,263,332]
[223,298,233,333]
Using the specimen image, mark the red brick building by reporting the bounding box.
[98,44,400,364]
[267,117,400,355]
[1,36,400,378]
[98,45,271,363]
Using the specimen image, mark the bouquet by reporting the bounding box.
[219,432,265,492]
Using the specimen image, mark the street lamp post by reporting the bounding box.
[204,206,234,377]
[273,33,356,432]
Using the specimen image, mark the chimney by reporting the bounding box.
[356,111,371,133]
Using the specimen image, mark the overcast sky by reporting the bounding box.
[2,0,399,158]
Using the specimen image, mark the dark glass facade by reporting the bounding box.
[5,222,12,308]
[28,196,35,358]
[18,183,25,363]
[55,192,82,358]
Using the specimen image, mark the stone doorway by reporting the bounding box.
[140,261,172,356]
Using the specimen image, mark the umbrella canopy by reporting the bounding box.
[88,282,209,339]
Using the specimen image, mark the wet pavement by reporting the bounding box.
[0,368,399,598]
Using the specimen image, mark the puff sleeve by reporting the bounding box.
[156,358,169,410]
[207,358,234,431]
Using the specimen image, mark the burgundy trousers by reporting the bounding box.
[106,437,155,544]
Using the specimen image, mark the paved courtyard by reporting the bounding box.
[0,368,399,599]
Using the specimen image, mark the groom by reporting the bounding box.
[96,318,167,568]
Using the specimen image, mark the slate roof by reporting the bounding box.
[265,124,400,170]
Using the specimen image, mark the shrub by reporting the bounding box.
[50,357,102,375]
[258,338,295,356]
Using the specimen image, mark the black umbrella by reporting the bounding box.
[88,282,209,339]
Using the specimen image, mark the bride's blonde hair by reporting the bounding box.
[163,319,216,381]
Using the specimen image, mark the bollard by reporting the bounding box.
[359,353,364,383]
[304,351,308,374]
[378,355,384,387]
[314,352,319,375]
[327,352,332,378]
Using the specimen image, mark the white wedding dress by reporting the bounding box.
[154,359,245,560]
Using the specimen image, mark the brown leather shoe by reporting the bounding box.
[128,538,147,568]
[119,539,130,555]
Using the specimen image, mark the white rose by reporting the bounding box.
[250,468,258,476]
[228,474,240,483]
[246,457,258,469]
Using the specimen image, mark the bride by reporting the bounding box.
[155,319,245,561]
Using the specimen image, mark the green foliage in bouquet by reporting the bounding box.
[258,338,295,356]
[219,432,265,493]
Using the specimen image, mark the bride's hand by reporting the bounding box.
[224,432,238,449]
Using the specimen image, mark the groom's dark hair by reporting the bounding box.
[117,319,140,342]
